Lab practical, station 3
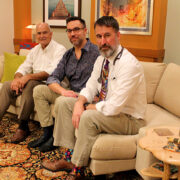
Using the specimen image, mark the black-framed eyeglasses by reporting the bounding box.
[66,27,84,33]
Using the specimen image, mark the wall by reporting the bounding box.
[164,0,180,65]
[14,0,32,53]
[30,0,180,65]
[90,0,167,62]
[0,0,14,55]
[31,0,91,49]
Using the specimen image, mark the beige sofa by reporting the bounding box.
[0,51,180,179]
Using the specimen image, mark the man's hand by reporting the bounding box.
[18,75,31,90]
[61,89,78,98]
[48,83,78,97]
[72,101,84,129]
[10,78,21,95]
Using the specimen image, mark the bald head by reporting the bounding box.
[36,22,53,49]
[36,22,51,32]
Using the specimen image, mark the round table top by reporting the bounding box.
[139,126,180,166]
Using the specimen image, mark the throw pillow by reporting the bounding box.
[1,52,26,83]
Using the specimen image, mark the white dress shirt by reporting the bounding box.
[16,39,66,76]
[80,45,147,119]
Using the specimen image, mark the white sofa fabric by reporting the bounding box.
[0,51,180,179]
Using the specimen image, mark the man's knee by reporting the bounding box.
[1,81,11,91]
[33,85,49,99]
[25,80,38,88]
[80,110,95,127]
[54,96,76,114]
[80,110,100,133]
[0,81,12,97]
[22,80,41,96]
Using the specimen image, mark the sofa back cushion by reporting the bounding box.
[19,49,30,56]
[0,50,30,82]
[0,55,4,81]
[154,63,180,117]
[140,62,166,103]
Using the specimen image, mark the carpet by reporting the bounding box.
[0,114,143,180]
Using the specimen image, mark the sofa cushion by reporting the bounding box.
[90,134,137,160]
[19,49,30,56]
[1,53,26,83]
[154,63,180,117]
[0,55,4,81]
[144,104,180,126]
[140,62,166,104]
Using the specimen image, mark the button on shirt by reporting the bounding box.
[16,40,66,76]
[46,39,100,93]
[80,45,147,119]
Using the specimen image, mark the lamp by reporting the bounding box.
[26,24,36,42]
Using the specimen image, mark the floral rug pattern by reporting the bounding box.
[0,114,143,180]
[0,114,93,180]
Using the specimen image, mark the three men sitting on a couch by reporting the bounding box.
[41,16,147,179]
[0,16,147,179]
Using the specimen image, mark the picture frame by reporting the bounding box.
[96,0,154,35]
[43,0,81,28]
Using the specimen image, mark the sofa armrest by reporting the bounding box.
[0,55,4,81]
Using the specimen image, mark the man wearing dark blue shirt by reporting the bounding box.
[28,17,99,152]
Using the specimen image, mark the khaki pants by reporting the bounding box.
[0,80,43,121]
[33,85,60,127]
[53,96,146,167]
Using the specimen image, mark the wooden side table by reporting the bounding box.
[139,126,180,180]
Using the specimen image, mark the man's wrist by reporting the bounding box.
[84,102,90,110]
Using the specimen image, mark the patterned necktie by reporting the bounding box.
[99,59,109,101]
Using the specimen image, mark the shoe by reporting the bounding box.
[10,129,30,144]
[0,132,4,138]
[39,136,57,152]
[28,135,49,148]
[42,159,74,172]
[66,170,84,180]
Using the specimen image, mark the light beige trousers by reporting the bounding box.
[53,96,146,167]
[33,85,60,127]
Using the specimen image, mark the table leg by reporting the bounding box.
[178,166,180,180]
[163,163,170,180]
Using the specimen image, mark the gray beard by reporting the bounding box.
[100,48,116,58]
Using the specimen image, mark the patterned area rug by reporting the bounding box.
[0,114,143,180]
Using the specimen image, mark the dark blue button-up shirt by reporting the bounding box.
[46,39,100,92]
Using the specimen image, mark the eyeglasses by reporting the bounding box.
[66,27,84,33]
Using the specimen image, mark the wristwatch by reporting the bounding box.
[84,102,90,110]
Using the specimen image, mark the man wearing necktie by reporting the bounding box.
[42,16,147,179]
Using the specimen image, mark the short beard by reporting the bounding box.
[99,45,116,58]
[70,37,83,47]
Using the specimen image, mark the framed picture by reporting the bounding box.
[96,0,154,35]
[43,0,81,28]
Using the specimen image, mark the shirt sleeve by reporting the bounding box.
[80,56,101,102]
[96,62,143,116]
[15,51,33,75]
[46,53,67,85]
[45,45,66,75]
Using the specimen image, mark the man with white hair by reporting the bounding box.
[0,22,66,143]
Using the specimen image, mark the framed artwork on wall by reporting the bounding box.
[96,0,154,35]
[43,0,81,28]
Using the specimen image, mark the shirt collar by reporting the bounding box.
[82,38,91,52]
[40,39,53,52]
[108,45,122,62]
[70,38,91,53]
